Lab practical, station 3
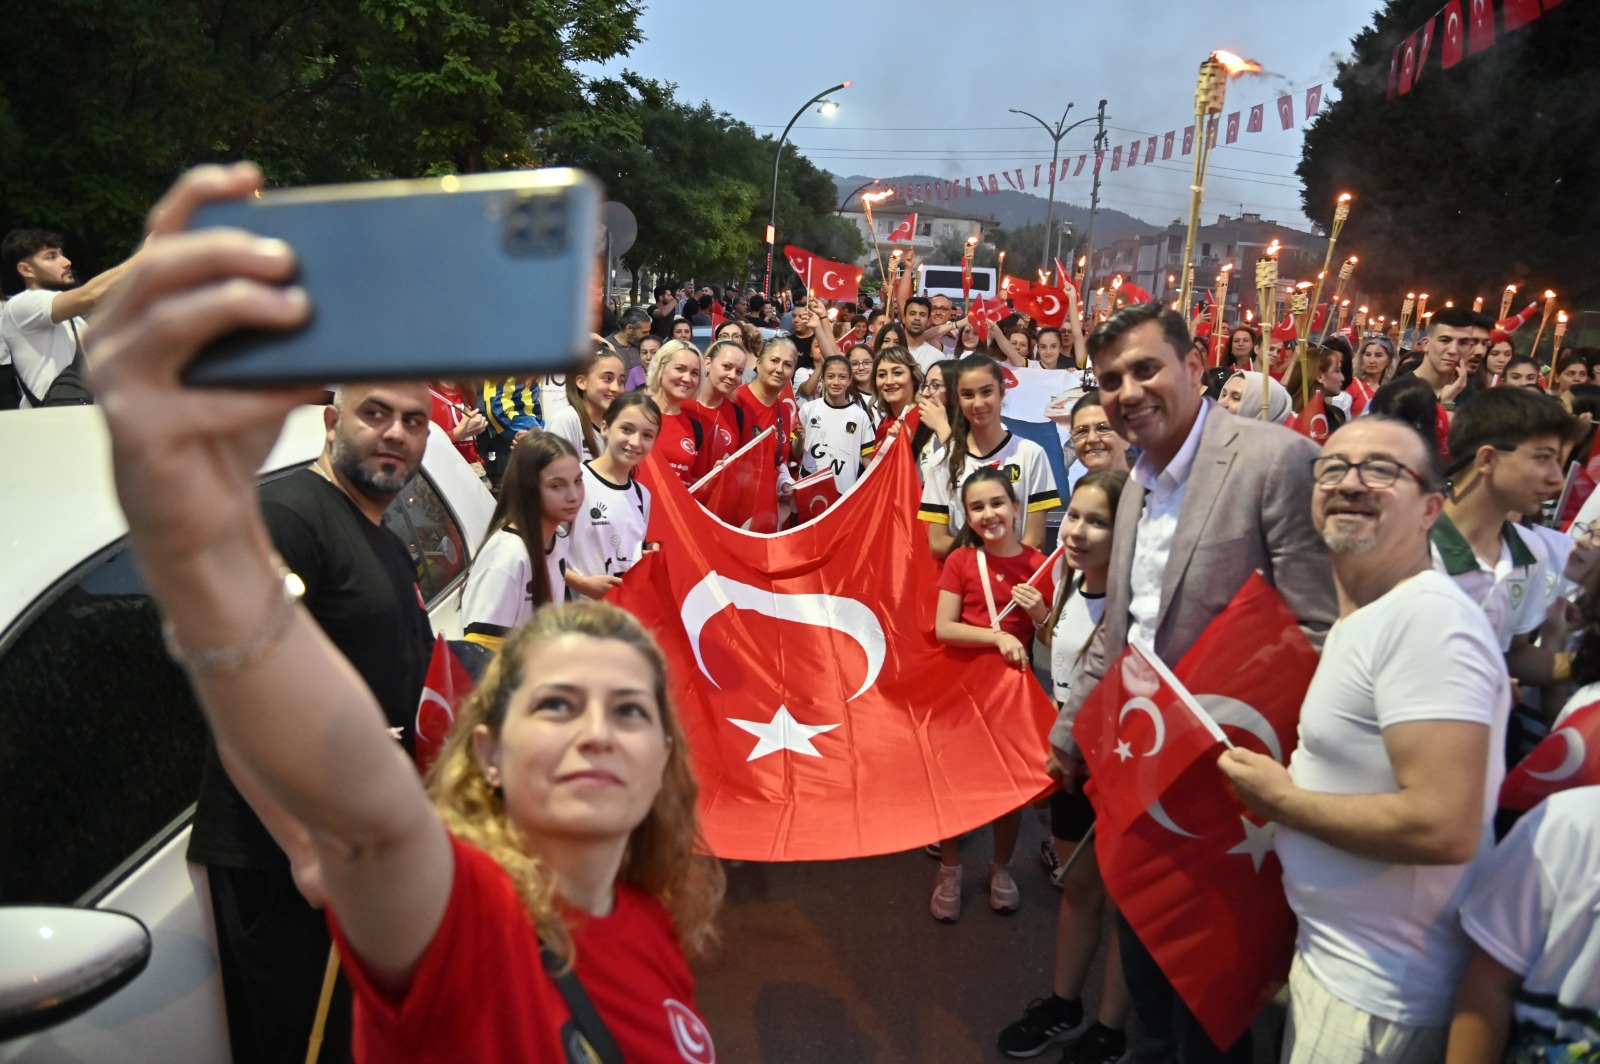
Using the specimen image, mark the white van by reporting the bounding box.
[917,264,997,305]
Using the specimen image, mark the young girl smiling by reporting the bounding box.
[798,355,874,493]
[546,349,626,460]
[931,467,1055,922]
[920,355,1060,561]
[564,393,661,600]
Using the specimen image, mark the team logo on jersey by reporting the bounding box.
[716,426,733,448]
[809,415,822,428]
[1004,462,1022,483]
[589,501,609,524]
[663,999,716,1064]
[845,421,858,434]
[681,437,698,455]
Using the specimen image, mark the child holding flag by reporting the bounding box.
[931,466,1055,922]
[564,393,661,600]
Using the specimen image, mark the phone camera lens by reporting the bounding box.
[503,194,567,257]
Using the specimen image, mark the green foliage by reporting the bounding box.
[547,94,862,289]
[1299,0,1600,307]
[0,0,644,272]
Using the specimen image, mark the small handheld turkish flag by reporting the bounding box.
[1490,302,1539,344]
[415,635,475,774]
[689,426,779,533]
[1289,392,1332,443]
[784,245,861,303]
[1271,313,1298,343]
[1012,283,1069,328]
[792,467,841,520]
[887,213,917,242]
[1500,700,1600,811]
[1093,574,1317,1051]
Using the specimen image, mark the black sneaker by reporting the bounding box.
[1059,1023,1127,1064]
[998,995,1085,1058]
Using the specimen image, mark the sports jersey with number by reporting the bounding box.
[798,396,874,491]
[918,432,1060,537]
[567,463,652,583]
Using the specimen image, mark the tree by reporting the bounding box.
[1299,0,1600,309]
[0,0,646,276]
[550,93,862,295]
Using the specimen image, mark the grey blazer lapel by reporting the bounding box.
[1157,409,1238,620]
[1105,473,1147,655]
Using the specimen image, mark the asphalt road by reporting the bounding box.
[693,811,1110,1064]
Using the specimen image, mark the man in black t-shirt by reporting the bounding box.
[188,382,435,1064]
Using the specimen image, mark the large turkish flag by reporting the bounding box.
[611,434,1057,860]
[1092,575,1317,1051]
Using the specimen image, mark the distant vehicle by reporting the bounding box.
[918,264,997,302]
[0,405,494,1062]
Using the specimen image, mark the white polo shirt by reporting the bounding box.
[1429,514,1552,651]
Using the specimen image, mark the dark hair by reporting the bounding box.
[601,391,661,432]
[1429,305,1478,332]
[617,307,650,329]
[1567,383,1600,422]
[1201,366,1233,400]
[566,348,626,458]
[1046,469,1130,639]
[945,355,1008,496]
[904,295,932,316]
[1555,350,1590,380]
[654,284,673,300]
[1370,376,1447,460]
[1086,302,1191,364]
[1571,562,1600,689]
[1446,386,1574,479]
[951,467,1020,550]
[1500,353,1539,382]
[1226,325,1260,370]
[1,229,64,296]
[1071,389,1104,418]
[875,322,909,351]
[1354,413,1447,493]
[479,431,579,608]
[697,294,715,312]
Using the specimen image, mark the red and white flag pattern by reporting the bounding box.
[887,214,917,242]
[1500,700,1600,811]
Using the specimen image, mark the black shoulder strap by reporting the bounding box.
[731,402,746,435]
[690,415,704,450]
[542,944,627,1064]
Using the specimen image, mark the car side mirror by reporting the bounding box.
[0,907,151,1041]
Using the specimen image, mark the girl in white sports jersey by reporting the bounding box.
[565,393,661,600]
[919,354,1061,561]
[798,355,874,492]
[545,348,625,460]
[460,432,584,652]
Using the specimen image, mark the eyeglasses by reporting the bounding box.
[921,381,946,395]
[1572,521,1600,546]
[1071,422,1116,443]
[1310,456,1430,490]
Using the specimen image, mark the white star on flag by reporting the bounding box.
[1114,739,1134,762]
[727,706,840,761]
[1227,816,1276,872]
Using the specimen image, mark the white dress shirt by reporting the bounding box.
[1126,401,1211,652]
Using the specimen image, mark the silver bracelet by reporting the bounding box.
[162,564,305,674]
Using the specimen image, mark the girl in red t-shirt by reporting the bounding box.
[428,381,488,476]
[931,465,1054,923]
[645,340,710,486]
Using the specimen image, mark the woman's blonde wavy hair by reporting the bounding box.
[425,601,724,965]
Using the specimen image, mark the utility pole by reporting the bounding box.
[1081,100,1109,289]
[1010,103,1103,276]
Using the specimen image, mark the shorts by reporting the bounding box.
[1049,786,1096,842]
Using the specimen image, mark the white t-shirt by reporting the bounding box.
[909,341,944,376]
[540,375,571,418]
[461,528,567,639]
[1430,515,1554,651]
[566,463,651,588]
[1277,569,1510,1026]
[1459,785,1600,1046]
[1049,579,1105,704]
[544,404,599,460]
[798,396,873,491]
[0,290,82,408]
[917,432,1060,538]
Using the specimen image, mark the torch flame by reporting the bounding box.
[1078,256,1087,268]
[1296,280,1313,290]
[1112,274,1124,289]
[1544,290,1556,299]
[1505,284,1516,292]
[1213,50,1263,75]
[1220,262,1234,273]
[1347,255,1358,264]
[1265,240,1280,258]
[861,190,893,204]
[1337,192,1353,204]
[1558,311,1569,324]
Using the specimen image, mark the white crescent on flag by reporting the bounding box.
[1525,728,1586,782]
[822,269,842,292]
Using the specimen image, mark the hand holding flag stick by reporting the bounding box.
[993,544,1066,624]
[687,426,776,494]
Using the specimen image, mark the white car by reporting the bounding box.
[0,405,493,1061]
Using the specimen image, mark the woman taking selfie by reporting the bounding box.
[88,164,724,1063]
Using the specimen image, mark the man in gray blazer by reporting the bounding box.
[1048,303,1336,1063]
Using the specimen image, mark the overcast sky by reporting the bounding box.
[586,0,1383,231]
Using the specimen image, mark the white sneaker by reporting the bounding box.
[990,863,1021,913]
[931,865,962,923]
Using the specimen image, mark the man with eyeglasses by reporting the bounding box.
[1221,415,1510,1064]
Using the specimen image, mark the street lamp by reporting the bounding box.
[766,80,851,297]
[1009,103,1103,274]
[837,179,882,215]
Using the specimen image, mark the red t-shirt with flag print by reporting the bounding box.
[938,544,1051,646]
[647,410,710,486]
[329,834,715,1064]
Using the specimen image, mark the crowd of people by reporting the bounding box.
[6,162,1599,1064]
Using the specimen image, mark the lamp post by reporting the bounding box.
[766,81,851,297]
[837,179,881,215]
[1009,104,1102,274]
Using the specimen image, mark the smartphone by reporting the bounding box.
[182,168,601,387]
